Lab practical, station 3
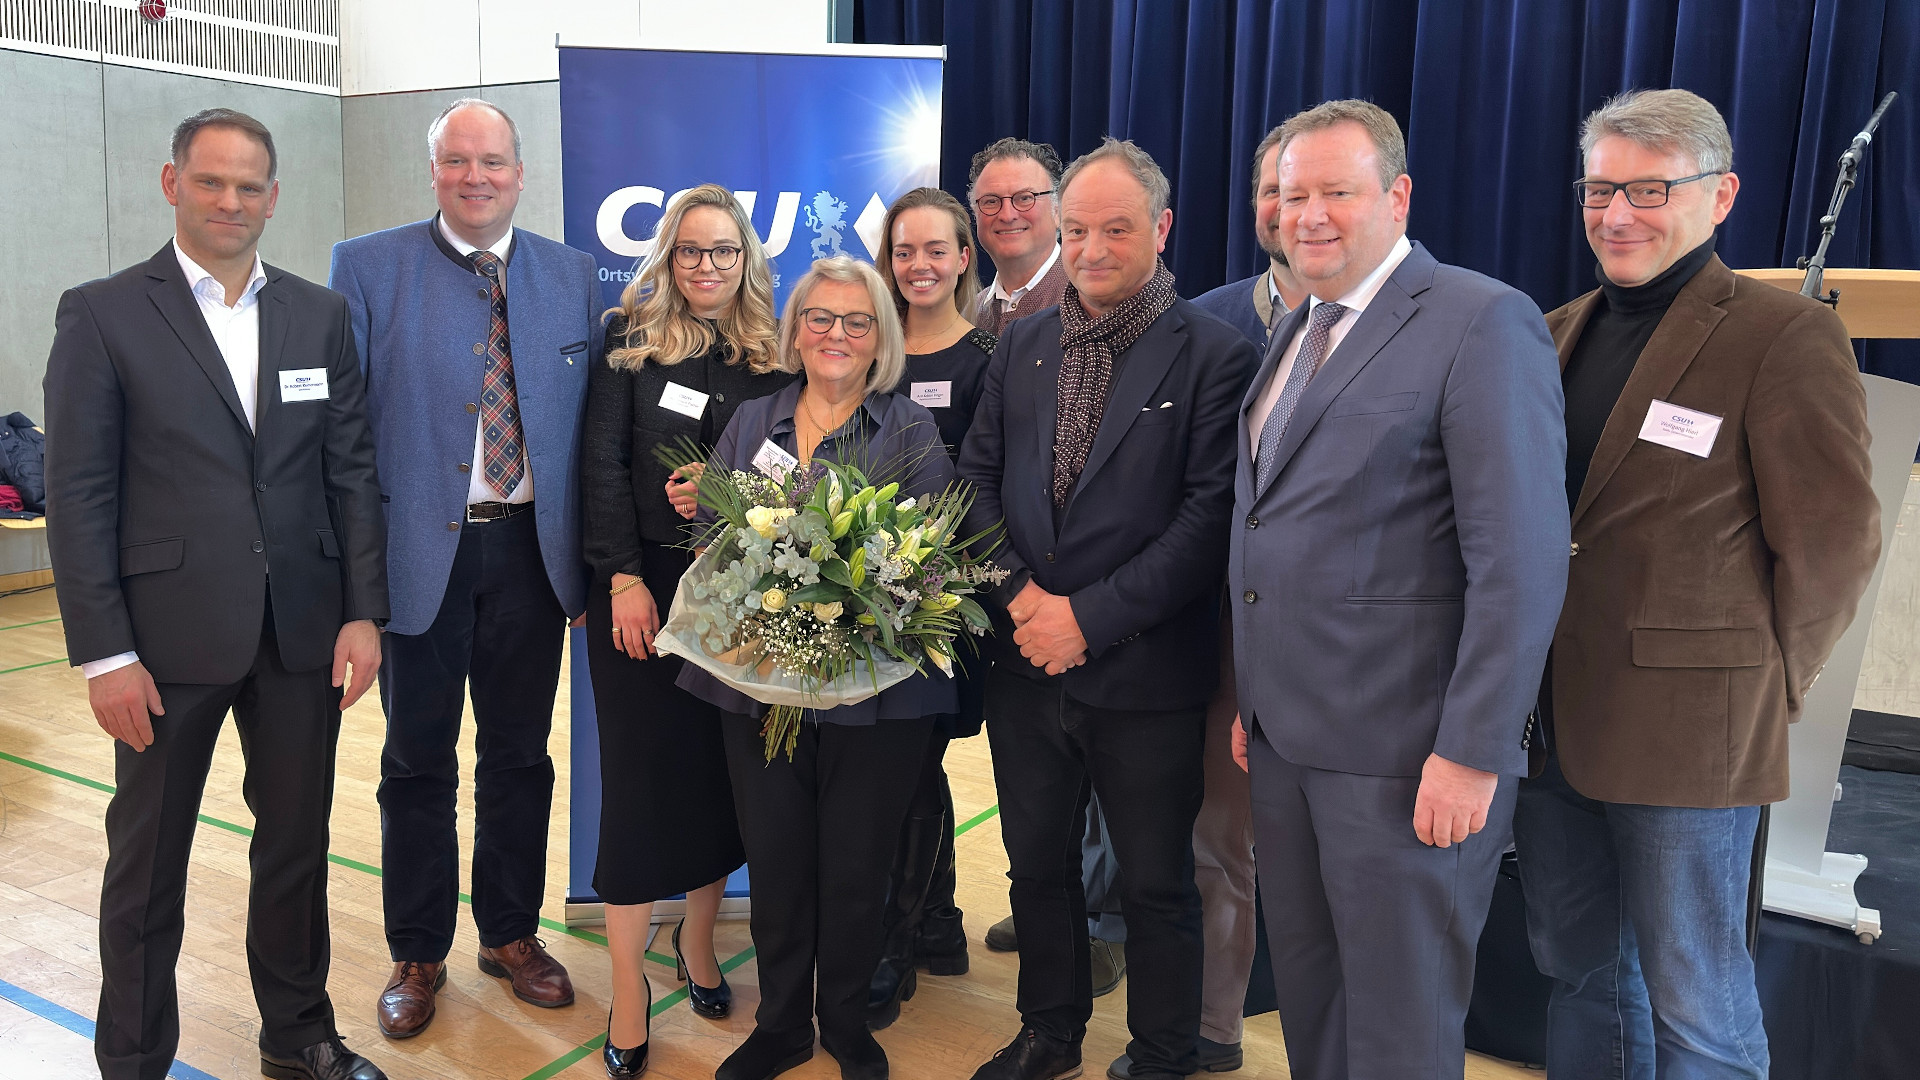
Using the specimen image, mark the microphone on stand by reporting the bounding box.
[1799,92,1898,303]
[1841,92,1898,170]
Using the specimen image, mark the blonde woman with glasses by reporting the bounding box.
[581,183,793,1077]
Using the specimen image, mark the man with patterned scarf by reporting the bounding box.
[959,137,1260,1080]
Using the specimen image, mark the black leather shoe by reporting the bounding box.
[984,915,1019,952]
[970,1028,1082,1080]
[672,918,733,1019]
[715,1026,815,1080]
[866,960,916,1030]
[259,1035,386,1080]
[1105,1036,1242,1078]
[821,1026,889,1080]
[602,976,650,1078]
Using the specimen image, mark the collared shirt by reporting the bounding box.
[985,242,1062,311]
[435,214,531,504]
[1247,234,1413,457]
[83,242,271,679]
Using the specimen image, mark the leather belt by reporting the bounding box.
[466,500,534,523]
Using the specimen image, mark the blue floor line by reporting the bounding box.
[0,977,223,1080]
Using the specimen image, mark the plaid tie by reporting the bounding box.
[1254,300,1346,494]
[471,252,525,497]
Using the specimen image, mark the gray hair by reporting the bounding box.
[1274,99,1408,190]
[1579,88,1733,175]
[968,137,1065,192]
[1058,136,1171,219]
[778,256,907,396]
[426,98,522,163]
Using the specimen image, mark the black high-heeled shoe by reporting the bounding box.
[603,976,650,1078]
[672,917,733,1019]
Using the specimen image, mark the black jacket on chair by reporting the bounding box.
[43,242,388,685]
[958,299,1257,712]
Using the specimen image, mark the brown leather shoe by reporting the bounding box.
[377,961,446,1039]
[477,937,575,1008]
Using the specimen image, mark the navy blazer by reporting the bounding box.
[675,381,959,725]
[1191,271,1272,350]
[958,298,1259,712]
[329,218,599,635]
[1230,242,1568,778]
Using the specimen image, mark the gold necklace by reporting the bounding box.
[800,388,858,441]
[904,309,964,354]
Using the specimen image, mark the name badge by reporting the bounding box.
[658,381,709,419]
[752,438,798,480]
[1637,399,1723,459]
[279,368,329,402]
[910,380,953,408]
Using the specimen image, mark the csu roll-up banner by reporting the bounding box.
[557,43,943,916]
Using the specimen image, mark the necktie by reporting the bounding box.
[1254,300,1346,494]
[471,252,526,497]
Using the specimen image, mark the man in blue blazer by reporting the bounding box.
[329,99,596,1036]
[1191,124,1306,351]
[1230,101,1566,1079]
[961,138,1259,1080]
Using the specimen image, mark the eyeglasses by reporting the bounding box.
[972,189,1048,215]
[1574,172,1721,209]
[671,244,742,270]
[798,308,876,337]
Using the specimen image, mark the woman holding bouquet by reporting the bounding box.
[581,184,793,1077]
[865,188,996,1026]
[671,256,958,1080]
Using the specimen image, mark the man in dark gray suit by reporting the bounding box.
[1229,100,1567,1079]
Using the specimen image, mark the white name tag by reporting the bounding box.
[1637,399,1723,459]
[910,380,953,408]
[658,381,709,419]
[279,368,329,402]
[752,438,798,480]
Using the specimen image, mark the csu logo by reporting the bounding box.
[596,187,889,261]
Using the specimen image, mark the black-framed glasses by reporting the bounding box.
[972,189,1048,215]
[671,243,742,270]
[799,308,876,337]
[1574,172,1721,209]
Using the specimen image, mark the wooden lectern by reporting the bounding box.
[1733,266,1920,943]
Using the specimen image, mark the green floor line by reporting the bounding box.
[0,657,66,675]
[0,616,62,632]
[517,946,758,1080]
[954,802,1000,837]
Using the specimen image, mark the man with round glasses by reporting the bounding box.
[968,138,1070,337]
[1517,87,1878,1079]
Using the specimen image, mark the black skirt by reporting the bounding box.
[587,540,746,904]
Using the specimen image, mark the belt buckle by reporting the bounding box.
[466,504,495,524]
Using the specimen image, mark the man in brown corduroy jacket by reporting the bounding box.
[1516,88,1880,1080]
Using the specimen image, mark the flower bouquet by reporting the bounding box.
[652,438,1006,762]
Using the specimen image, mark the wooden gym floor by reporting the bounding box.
[0,584,1533,1079]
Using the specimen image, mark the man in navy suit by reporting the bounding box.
[329,99,597,1037]
[961,138,1258,1080]
[1230,99,1567,1080]
[1191,124,1306,351]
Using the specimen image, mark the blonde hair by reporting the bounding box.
[778,257,906,395]
[878,187,982,321]
[606,184,778,373]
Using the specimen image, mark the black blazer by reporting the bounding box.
[582,313,795,582]
[958,298,1258,711]
[43,242,388,685]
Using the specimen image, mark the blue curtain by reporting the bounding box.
[857,0,1919,383]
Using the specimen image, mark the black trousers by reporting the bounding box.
[96,605,341,1080]
[720,712,932,1039]
[985,668,1206,1079]
[378,510,566,960]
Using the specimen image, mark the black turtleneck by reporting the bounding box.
[1561,237,1717,508]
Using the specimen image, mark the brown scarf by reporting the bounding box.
[1052,259,1177,506]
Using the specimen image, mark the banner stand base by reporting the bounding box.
[564,898,753,929]
[1764,853,1882,944]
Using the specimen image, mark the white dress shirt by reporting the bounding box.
[82,242,269,678]
[984,242,1062,312]
[437,215,532,505]
[1247,234,1414,457]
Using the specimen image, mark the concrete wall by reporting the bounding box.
[0,50,343,427]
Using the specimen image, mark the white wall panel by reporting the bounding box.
[338,0,477,95]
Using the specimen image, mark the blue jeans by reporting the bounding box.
[1513,750,1769,1080]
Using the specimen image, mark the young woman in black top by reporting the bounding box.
[865,187,997,1026]
[581,183,793,1077]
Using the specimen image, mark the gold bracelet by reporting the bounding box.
[610,577,643,596]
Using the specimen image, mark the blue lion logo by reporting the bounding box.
[806,191,849,259]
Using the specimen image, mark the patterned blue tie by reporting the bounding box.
[1254,300,1346,494]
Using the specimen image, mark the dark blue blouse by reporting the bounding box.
[675,379,960,725]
